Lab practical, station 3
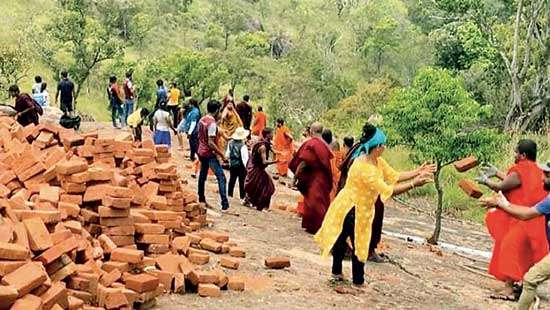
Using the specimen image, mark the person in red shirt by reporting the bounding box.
[123,71,135,126]
[477,139,549,300]
[9,85,39,126]
[107,75,124,128]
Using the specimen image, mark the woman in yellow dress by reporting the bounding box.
[314,123,433,287]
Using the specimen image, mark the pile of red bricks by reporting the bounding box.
[0,117,247,309]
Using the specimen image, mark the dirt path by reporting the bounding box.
[82,124,539,309]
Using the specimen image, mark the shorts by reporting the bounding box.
[153,130,171,146]
[60,101,74,113]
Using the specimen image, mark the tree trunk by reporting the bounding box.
[224,32,229,51]
[427,163,443,245]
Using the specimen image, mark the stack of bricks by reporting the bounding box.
[0,118,249,309]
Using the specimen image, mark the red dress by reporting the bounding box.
[486,159,549,282]
[290,137,333,234]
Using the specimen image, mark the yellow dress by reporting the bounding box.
[314,157,399,262]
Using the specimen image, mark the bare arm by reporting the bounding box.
[483,172,521,192]
[481,196,541,220]
[208,136,226,160]
[259,145,277,166]
[392,174,433,196]
[399,163,437,182]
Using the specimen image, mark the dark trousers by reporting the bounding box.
[369,197,384,255]
[111,103,123,127]
[197,155,229,210]
[132,125,143,141]
[228,165,246,199]
[168,105,180,127]
[332,208,365,285]
[188,131,199,161]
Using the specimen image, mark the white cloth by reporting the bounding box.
[188,121,197,135]
[224,143,249,167]
[207,122,217,137]
[154,109,172,131]
[32,83,42,94]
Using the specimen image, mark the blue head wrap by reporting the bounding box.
[352,128,387,159]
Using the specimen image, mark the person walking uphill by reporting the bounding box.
[123,71,136,125]
[226,127,250,202]
[251,106,267,136]
[273,119,294,177]
[197,100,230,211]
[244,128,278,211]
[314,124,433,287]
[289,122,333,234]
[181,99,201,161]
[55,71,75,116]
[9,85,40,126]
[107,76,124,128]
[235,95,253,131]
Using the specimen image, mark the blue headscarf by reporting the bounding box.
[352,128,387,159]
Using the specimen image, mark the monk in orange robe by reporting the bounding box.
[273,119,294,177]
[329,141,344,201]
[477,139,548,299]
[251,106,267,136]
[289,122,333,234]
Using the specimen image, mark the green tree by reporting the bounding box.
[381,68,504,244]
[0,44,30,95]
[210,0,250,50]
[28,0,125,100]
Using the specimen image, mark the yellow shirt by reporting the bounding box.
[168,88,180,106]
[127,108,143,127]
[314,157,399,262]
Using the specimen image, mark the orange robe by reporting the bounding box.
[219,109,242,151]
[273,125,293,176]
[486,159,549,282]
[329,150,344,201]
[251,112,267,136]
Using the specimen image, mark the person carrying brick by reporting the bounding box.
[314,123,433,288]
[476,139,549,300]
[9,84,40,126]
[197,100,230,211]
[480,161,550,309]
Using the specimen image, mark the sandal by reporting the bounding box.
[368,253,389,263]
[331,273,345,282]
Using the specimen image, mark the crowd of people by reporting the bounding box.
[6,70,550,309]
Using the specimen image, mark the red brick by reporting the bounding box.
[103,225,135,236]
[50,229,72,245]
[1,262,48,296]
[107,186,133,198]
[98,206,130,218]
[454,156,478,172]
[102,196,131,209]
[108,235,134,247]
[58,202,80,218]
[188,253,210,265]
[200,238,222,253]
[35,236,78,265]
[227,276,245,291]
[18,162,46,181]
[16,210,62,224]
[56,159,88,175]
[102,261,130,274]
[134,223,164,234]
[173,273,185,293]
[111,248,144,264]
[88,167,113,181]
[67,295,84,310]
[265,256,291,269]
[51,262,77,282]
[83,184,111,202]
[458,179,483,199]
[63,220,82,234]
[146,243,170,254]
[100,268,122,287]
[0,170,16,185]
[10,293,43,310]
[60,194,82,205]
[103,289,129,309]
[125,273,159,293]
[64,171,90,183]
[0,261,26,276]
[149,195,167,210]
[66,289,93,304]
[220,256,240,270]
[198,283,221,297]
[61,181,87,194]
[229,246,246,258]
[23,217,53,251]
[99,217,134,227]
[0,285,18,309]
[136,234,169,245]
[40,281,68,310]
[81,209,99,223]
[98,234,118,254]
[154,253,188,274]
[171,236,190,253]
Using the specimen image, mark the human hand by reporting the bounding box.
[417,162,437,175]
[480,164,499,178]
[479,192,509,209]
[475,174,488,185]
[413,173,433,187]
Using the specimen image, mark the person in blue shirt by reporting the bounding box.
[177,98,201,160]
[156,79,168,109]
[481,161,550,309]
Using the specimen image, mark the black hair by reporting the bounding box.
[156,79,164,87]
[359,122,379,154]
[8,84,19,93]
[140,108,150,117]
[109,75,117,83]
[41,83,47,92]
[61,71,68,78]
[126,71,133,78]
[322,128,333,145]
[207,100,221,114]
[189,98,199,107]
[276,118,284,125]
[262,127,273,138]
[517,139,537,161]
[258,106,263,112]
[35,76,42,83]
[343,136,354,148]
[171,82,177,87]
[243,95,250,102]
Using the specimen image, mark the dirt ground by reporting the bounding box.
[85,124,545,309]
